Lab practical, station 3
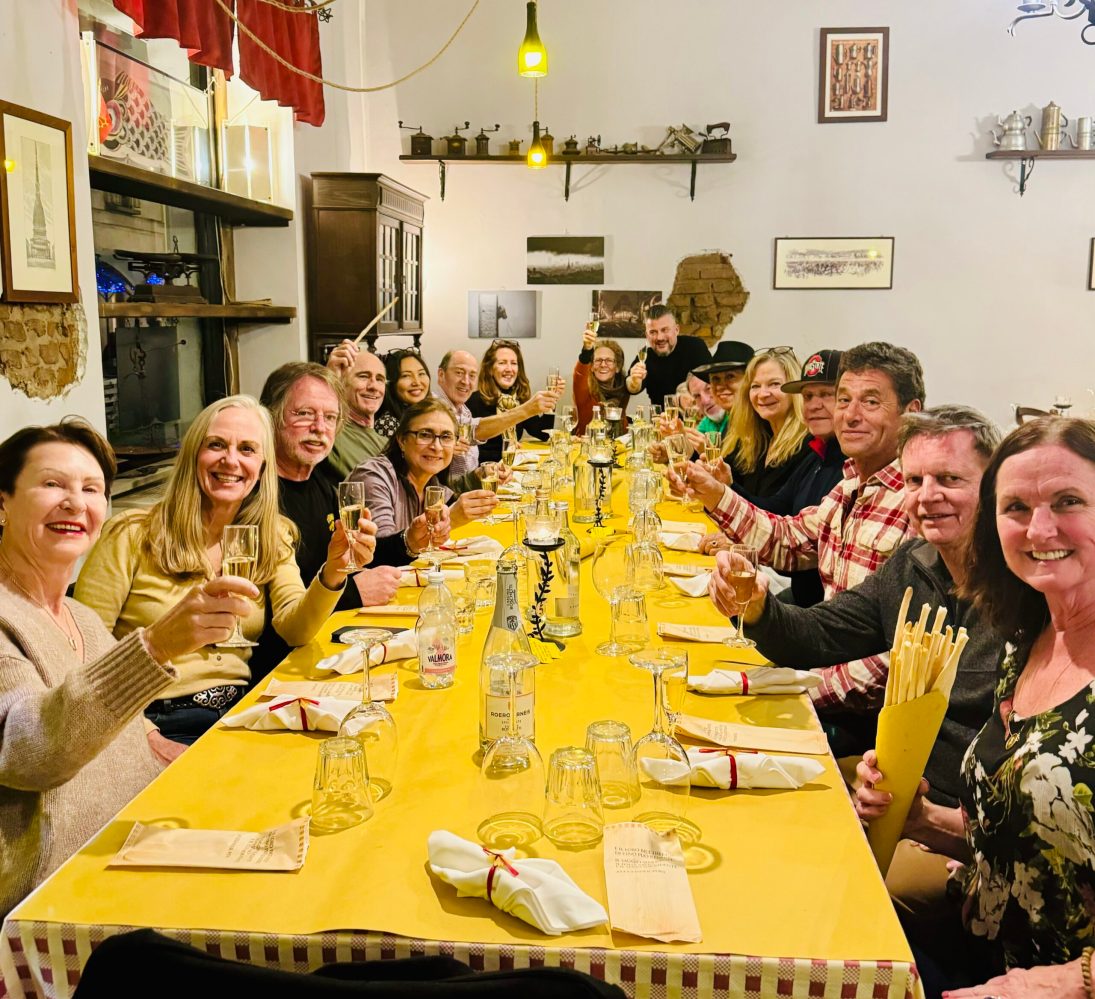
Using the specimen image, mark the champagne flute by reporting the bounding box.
[546,366,561,390]
[723,544,759,648]
[424,485,446,563]
[337,480,366,573]
[217,524,258,648]
[587,310,600,335]
[457,421,474,447]
[559,404,577,435]
[663,393,678,412]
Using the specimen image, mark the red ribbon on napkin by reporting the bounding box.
[267,697,319,731]
[481,847,519,902]
[739,671,749,695]
[698,746,759,790]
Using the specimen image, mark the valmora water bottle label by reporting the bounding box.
[422,640,455,675]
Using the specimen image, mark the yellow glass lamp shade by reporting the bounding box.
[527,122,548,168]
[518,1,548,77]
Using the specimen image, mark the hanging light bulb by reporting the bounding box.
[527,120,547,168]
[518,1,548,77]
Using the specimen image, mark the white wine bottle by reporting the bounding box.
[478,559,534,752]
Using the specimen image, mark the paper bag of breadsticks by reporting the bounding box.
[866,588,969,876]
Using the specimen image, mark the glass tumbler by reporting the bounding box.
[543,746,605,848]
[311,737,373,833]
[585,720,640,809]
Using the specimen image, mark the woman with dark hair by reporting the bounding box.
[859,416,1095,998]
[468,339,560,462]
[352,399,498,543]
[0,420,256,915]
[373,349,431,437]
[573,328,629,435]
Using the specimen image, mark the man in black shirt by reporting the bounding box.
[624,305,711,405]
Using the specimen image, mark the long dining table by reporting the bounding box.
[0,467,921,999]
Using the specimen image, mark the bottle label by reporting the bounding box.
[554,594,579,618]
[419,634,456,675]
[483,692,534,740]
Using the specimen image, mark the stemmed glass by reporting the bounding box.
[628,647,693,839]
[724,544,759,648]
[587,310,600,335]
[337,628,397,802]
[592,535,646,657]
[664,434,691,501]
[559,404,577,435]
[703,430,723,468]
[216,524,258,648]
[424,485,446,563]
[627,537,665,594]
[478,650,543,848]
[337,480,366,573]
[546,366,561,390]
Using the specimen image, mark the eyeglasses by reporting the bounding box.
[287,408,340,429]
[493,339,519,349]
[405,429,456,446]
[592,358,617,367]
[753,346,796,359]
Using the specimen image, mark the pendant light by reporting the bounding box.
[518,1,548,77]
[527,121,547,168]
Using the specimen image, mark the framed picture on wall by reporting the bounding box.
[773,237,894,290]
[467,290,539,338]
[818,27,890,124]
[1089,238,1095,290]
[0,101,79,303]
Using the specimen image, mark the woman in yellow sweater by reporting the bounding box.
[76,395,376,747]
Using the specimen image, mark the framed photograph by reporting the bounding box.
[467,290,539,339]
[527,236,604,285]
[0,101,79,302]
[591,289,662,338]
[773,237,895,290]
[818,27,889,124]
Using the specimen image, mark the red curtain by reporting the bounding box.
[114,0,325,126]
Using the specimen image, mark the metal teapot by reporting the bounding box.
[991,110,1032,151]
[1037,101,1069,150]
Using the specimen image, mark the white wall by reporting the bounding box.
[0,0,106,431]
[345,0,1091,429]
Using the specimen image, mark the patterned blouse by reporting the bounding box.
[958,642,1095,970]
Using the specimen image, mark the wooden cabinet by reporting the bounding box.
[306,173,426,359]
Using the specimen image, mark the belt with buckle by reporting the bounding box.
[148,685,242,713]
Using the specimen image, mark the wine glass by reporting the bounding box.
[336,628,397,801]
[216,524,258,648]
[457,420,474,447]
[559,404,577,435]
[546,366,561,390]
[628,647,693,840]
[587,310,600,335]
[424,485,446,563]
[478,650,543,848]
[627,539,664,594]
[592,535,646,656]
[337,480,366,573]
[723,544,759,648]
[664,434,690,499]
[703,430,723,468]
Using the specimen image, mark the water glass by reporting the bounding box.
[311,737,373,833]
[543,746,605,847]
[612,587,649,650]
[585,720,640,808]
[464,560,495,610]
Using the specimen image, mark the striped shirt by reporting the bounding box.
[710,458,914,711]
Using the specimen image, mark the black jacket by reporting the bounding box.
[747,538,1002,807]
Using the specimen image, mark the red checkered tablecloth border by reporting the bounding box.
[0,920,922,999]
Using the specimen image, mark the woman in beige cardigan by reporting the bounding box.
[0,420,258,916]
[76,395,376,748]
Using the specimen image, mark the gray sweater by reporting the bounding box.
[0,584,175,915]
[747,538,1002,807]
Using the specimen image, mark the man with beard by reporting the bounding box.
[624,305,712,405]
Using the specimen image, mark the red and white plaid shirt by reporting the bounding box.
[709,458,914,711]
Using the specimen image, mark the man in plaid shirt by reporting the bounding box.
[678,343,925,739]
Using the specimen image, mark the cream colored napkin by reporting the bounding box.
[512,451,542,468]
[427,830,608,936]
[659,531,704,553]
[398,567,464,587]
[221,696,356,732]
[315,632,418,674]
[681,748,825,789]
[687,666,821,695]
[669,572,711,597]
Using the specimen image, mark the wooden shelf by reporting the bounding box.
[398,151,736,201]
[985,149,1095,195]
[99,302,296,323]
[88,156,293,227]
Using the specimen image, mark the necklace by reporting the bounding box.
[0,552,80,651]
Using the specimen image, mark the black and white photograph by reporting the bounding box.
[773,237,894,290]
[591,289,663,337]
[467,290,539,338]
[526,235,605,284]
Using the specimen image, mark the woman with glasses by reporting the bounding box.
[353,399,499,543]
[373,349,431,438]
[573,329,628,435]
[75,396,375,746]
[468,340,560,462]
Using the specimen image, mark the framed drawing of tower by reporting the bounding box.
[0,101,79,302]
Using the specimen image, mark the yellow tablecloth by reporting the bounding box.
[2,483,918,998]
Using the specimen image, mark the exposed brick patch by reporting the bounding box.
[0,301,86,399]
[667,252,749,345]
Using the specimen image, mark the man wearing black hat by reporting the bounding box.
[690,339,753,418]
[624,306,713,405]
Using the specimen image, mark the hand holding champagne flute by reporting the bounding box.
[424,485,446,561]
[338,480,367,573]
[217,523,258,648]
[722,545,759,649]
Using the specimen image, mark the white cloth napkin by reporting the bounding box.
[512,451,542,468]
[669,572,711,597]
[221,696,357,733]
[398,567,464,587]
[427,830,608,936]
[682,748,825,789]
[687,666,822,695]
[659,531,704,553]
[315,631,418,674]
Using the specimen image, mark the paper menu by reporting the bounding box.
[662,562,709,578]
[674,714,828,755]
[110,819,309,871]
[358,604,420,617]
[262,675,398,703]
[657,622,737,644]
[602,823,701,942]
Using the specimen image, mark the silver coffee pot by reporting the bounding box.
[991,111,1032,151]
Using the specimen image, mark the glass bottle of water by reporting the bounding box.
[544,500,582,638]
[416,570,457,689]
[478,559,535,752]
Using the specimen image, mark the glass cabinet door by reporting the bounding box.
[377,218,400,332]
[402,223,422,330]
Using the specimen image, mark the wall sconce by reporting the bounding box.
[527,121,547,168]
[518,1,548,77]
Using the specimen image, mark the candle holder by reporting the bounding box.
[588,456,614,529]
[524,535,564,641]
